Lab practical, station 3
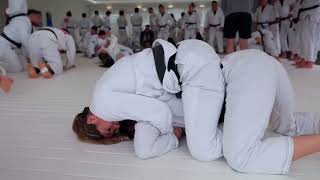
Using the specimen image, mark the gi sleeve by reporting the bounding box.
[90,91,178,159]
[66,35,76,68]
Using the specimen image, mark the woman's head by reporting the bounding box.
[72,107,136,144]
[99,52,114,68]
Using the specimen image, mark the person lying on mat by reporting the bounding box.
[73,39,225,160]
[0,65,13,93]
[95,29,133,61]
[27,27,76,79]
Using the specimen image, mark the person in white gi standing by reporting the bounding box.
[103,11,111,30]
[117,10,129,47]
[183,3,200,40]
[205,1,225,54]
[0,0,32,73]
[28,27,76,79]
[222,49,320,174]
[91,10,103,29]
[73,39,225,161]
[157,4,174,40]
[176,12,185,42]
[274,0,296,58]
[294,0,320,68]
[148,7,158,38]
[79,13,91,43]
[61,11,79,50]
[130,8,143,50]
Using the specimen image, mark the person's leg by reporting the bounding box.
[0,44,23,73]
[224,13,237,54]
[178,40,225,161]
[41,44,63,79]
[297,19,316,68]
[238,12,252,51]
[239,38,249,51]
[217,29,224,54]
[223,50,293,174]
[208,28,215,48]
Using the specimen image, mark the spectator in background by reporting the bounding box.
[177,12,185,42]
[91,10,103,28]
[148,7,158,38]
[140,25,155,49]
[103,10,111,30]
[117,10,129,46]
[221,0,254,54]
[169,13,177,42]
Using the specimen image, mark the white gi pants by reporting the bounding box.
[157,27,169,40]
[132,26,142,48]
[270,25,281,55]
[0,38,23,73]
[184,25,197,40]
[280,20,291,52]
[298,18,320,62]
[118,29,129,47]
[222,49,320,174]
[176,40,225,161]
[208,27,224,53]
[28,33,63,75]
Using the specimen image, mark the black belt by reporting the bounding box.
[133,24,142,27]
[258,30,266,52]
[119,27,126,30]
[0,32,22,48]
[38,28,58,40]
[209,23,221,27]
[218,63,226,125]
[152,45,182,99]
[280,16,291,22]
[6,13,26,25]
[186,22,196,27]
[294,4,320,23]
[159,25,167,28]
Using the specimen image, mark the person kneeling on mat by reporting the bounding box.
[0,65,14,94]
[73,39,225,160]
[27,27,76,79]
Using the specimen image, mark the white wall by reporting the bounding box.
[27,0,89,28]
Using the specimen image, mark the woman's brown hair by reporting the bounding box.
[72,107,136,145]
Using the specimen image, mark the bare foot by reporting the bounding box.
[0,76,14,93]
[293,59,305,66]
[296,61,314,69]
[28,64,39,79]
[38,61,52,79]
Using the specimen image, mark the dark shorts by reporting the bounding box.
[224,12,252,39]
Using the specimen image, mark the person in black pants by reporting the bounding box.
[221,0,254,54]
[140,25,155,49]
